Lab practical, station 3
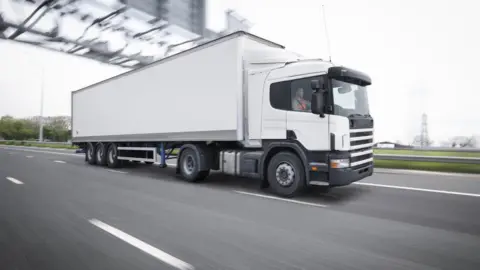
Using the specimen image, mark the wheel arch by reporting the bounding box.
[176,143,214,174]
[260,142,309,188]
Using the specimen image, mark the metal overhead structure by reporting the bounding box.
[0,0,210,69]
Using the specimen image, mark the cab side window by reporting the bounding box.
[270,75,325,112]
[270,81,291,111]
[291,79,313,112]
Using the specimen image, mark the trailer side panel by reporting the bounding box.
[72,36,244,142]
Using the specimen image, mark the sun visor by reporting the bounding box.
[328,66,372,86]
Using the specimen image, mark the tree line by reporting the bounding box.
[0,115,71,142]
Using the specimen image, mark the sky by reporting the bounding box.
[0,0,479,144]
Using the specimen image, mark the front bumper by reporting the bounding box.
[308,162,373,187]
[328,164,373,186]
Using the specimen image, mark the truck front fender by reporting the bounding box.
[260,141,310,187]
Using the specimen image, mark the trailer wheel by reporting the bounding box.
[267,152,306,198]
[179,148,209,182]
[106,143,121,168]
[95,143,107,166]
[86,143,96,165]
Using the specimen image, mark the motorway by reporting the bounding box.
[1,146,480,270]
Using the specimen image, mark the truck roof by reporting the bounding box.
[71,31,285,94]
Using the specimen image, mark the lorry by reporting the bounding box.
[71,31,374,197]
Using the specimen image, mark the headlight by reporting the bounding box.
[330,158,350,169]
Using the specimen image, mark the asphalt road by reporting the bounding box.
[1,146,480,270]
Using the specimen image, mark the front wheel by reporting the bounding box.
[267,152,306,198]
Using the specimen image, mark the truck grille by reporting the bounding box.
[349,128,374,170]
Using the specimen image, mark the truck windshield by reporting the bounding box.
[331,79,370,117]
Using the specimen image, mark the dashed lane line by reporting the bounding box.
[6,177,24,185]
[89,219,194,270]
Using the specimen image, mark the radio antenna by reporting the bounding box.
[322,4,332,62]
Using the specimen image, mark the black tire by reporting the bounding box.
[86,143,96,165]
[106,143,121,168]
[267,152,306,198]
[179,148,209,182]
[145,161,154,165]
[95,143,107,166]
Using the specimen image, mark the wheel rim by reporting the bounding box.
[108,147,115,164]
[88,146,94,160]
[275,162,295,187]
[183,155,195,175]
[97,146,103,161]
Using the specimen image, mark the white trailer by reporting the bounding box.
[72,31,375,197]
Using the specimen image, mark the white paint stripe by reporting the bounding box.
[374,168,480,178]
[54,160,66,164]
[89,219,194,270]
[354,182,480,198]
[234,190,327,207]
[107,169,127,174]
[6,177,24,185]
[0,145,73,151]
[0,147,82,157]
[26,155,34,158]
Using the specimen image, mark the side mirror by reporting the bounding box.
[311,79,322,91]
[311,92,325,118]
[311,79,326,118]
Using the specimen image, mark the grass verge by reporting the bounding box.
[374,149,480,158]
[0,141,77,149]
[374,160,480,174]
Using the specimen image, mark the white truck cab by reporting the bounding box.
[238,48,374,195]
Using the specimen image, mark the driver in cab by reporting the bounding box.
[292,88,311,111]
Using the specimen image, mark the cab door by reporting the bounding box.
[286,75,330,151]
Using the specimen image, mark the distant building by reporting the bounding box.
[374,141,413,149]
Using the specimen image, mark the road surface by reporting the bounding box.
[1,146,479,270]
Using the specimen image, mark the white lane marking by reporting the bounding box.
[89,219,194,270]
[354,182,480,198]
[0,145,73,151]
[6,177,24,185]
[107,169,127,174]
[375,168,480,178]
[26,155,34,158]
[234,190,327,208]
[0,147,82,157]
[53,160,66,164]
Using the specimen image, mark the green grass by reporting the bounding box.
[0,140,78,149]
[374,149,480,158]
[374,160,480,174]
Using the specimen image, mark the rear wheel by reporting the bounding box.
[267,152,306,198]
[106,143,121,168]
[95,143,107,166]
[179,148,209,182]
[86,143,96,165]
